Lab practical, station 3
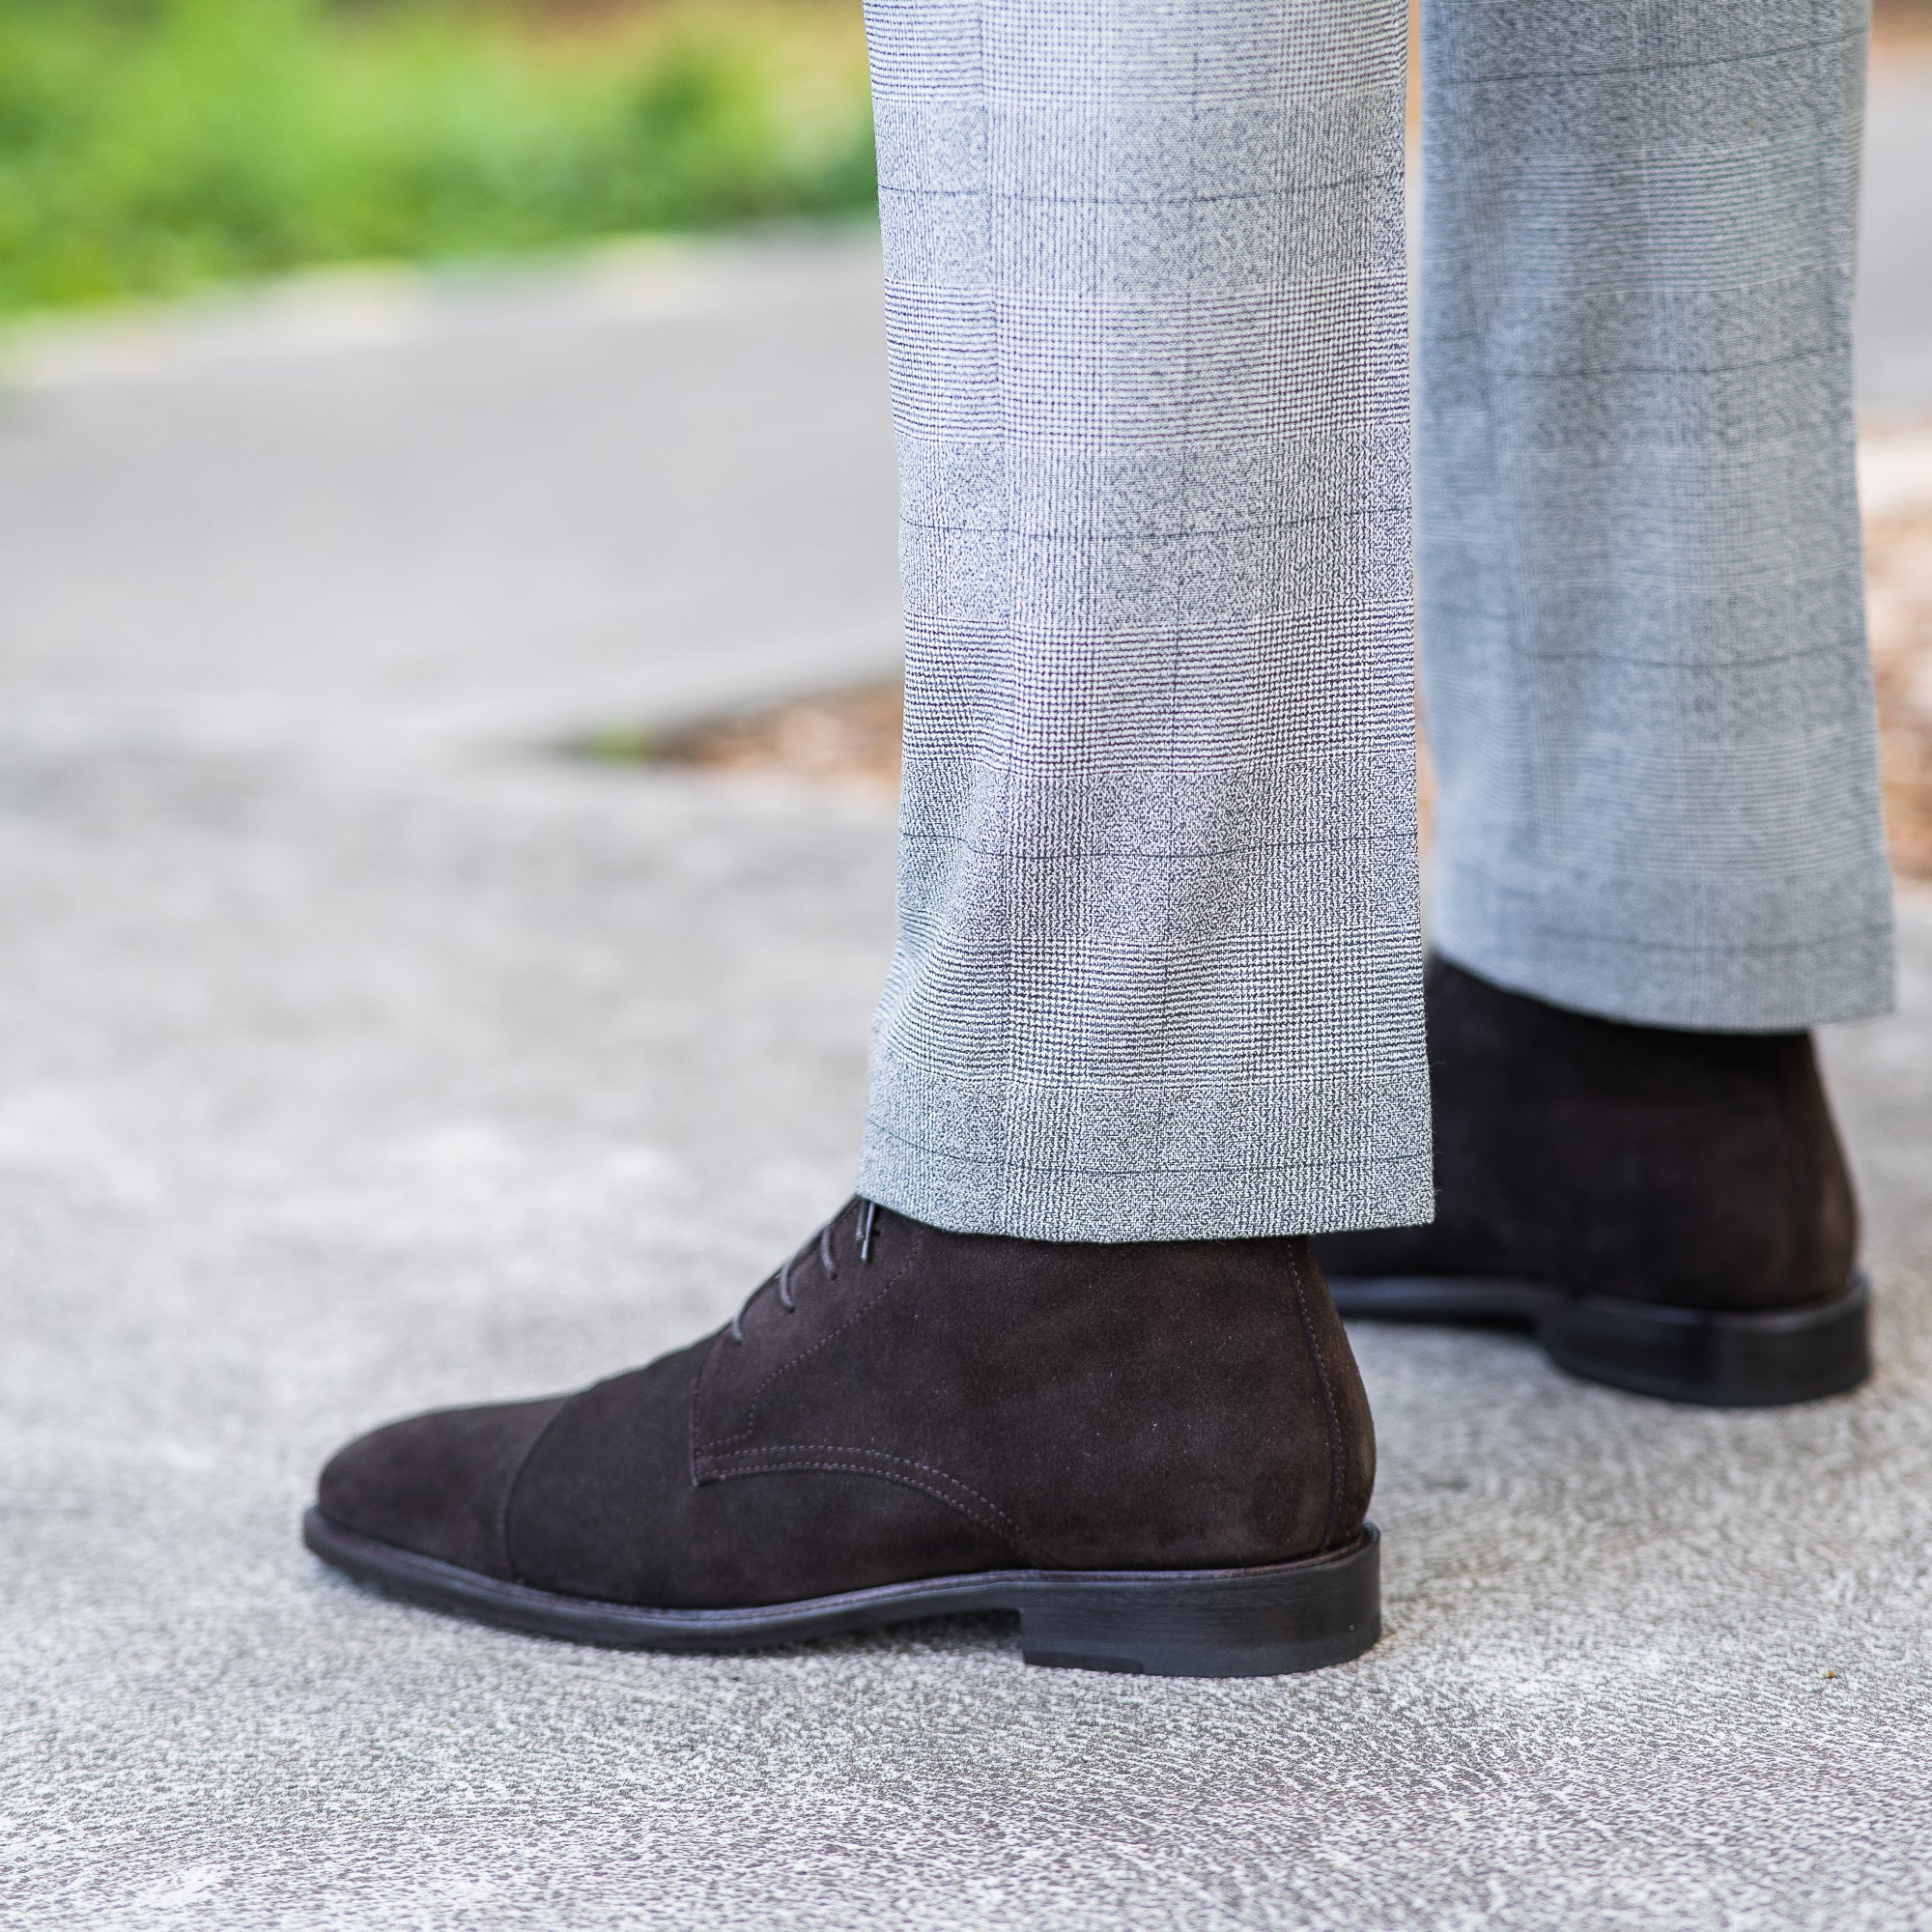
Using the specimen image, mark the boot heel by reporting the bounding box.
[1015,1526,1380,1678]
[1536,1272,1871,1407]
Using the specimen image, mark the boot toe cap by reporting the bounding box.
[316,1398,565,1580]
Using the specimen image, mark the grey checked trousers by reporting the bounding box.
[854,0,1895,1243]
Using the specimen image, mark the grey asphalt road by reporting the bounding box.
[4,59,1932,1932]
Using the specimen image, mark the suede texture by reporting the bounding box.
[1315,956,1860,1310]
[316,1397,564,1580]
[317,1204,1374,1609]
[503,1341,1018,1609]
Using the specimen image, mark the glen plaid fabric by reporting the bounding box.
[1418,0,1894,1030]
[856,0,1893,1242]
[856,0,1432,1240]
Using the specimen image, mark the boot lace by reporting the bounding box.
[728,1198,878,1344]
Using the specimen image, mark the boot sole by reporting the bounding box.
[1326,1269,1870,1406]
[302,1509,1380,1678]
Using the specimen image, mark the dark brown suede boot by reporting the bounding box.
[305,1200,1380,1676]
[1314,956,1869,1406]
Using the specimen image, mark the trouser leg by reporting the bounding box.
[1417,0,1894,1030]
[856,0,1430,1241]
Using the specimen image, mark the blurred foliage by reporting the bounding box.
[0,0,874,314]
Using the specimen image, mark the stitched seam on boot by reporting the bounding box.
[697,1453,1037,1562]
[1286,1245,1344,1554]
[501,1398,578,1588]
[697,1441,1035,1552]
[694,1275,905,1453]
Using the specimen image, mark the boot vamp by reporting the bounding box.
[503,1337,1018,1608]
[504,1221,1361,1605]
[316,1396,566,1579]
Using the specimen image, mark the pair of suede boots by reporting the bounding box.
[306,956,1869,1679]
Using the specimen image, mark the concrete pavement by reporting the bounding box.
[3,726,1929,1930]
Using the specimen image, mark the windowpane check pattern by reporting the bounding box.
[857,0,1431,1240]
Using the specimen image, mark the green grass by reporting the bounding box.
[0,0,875,316]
